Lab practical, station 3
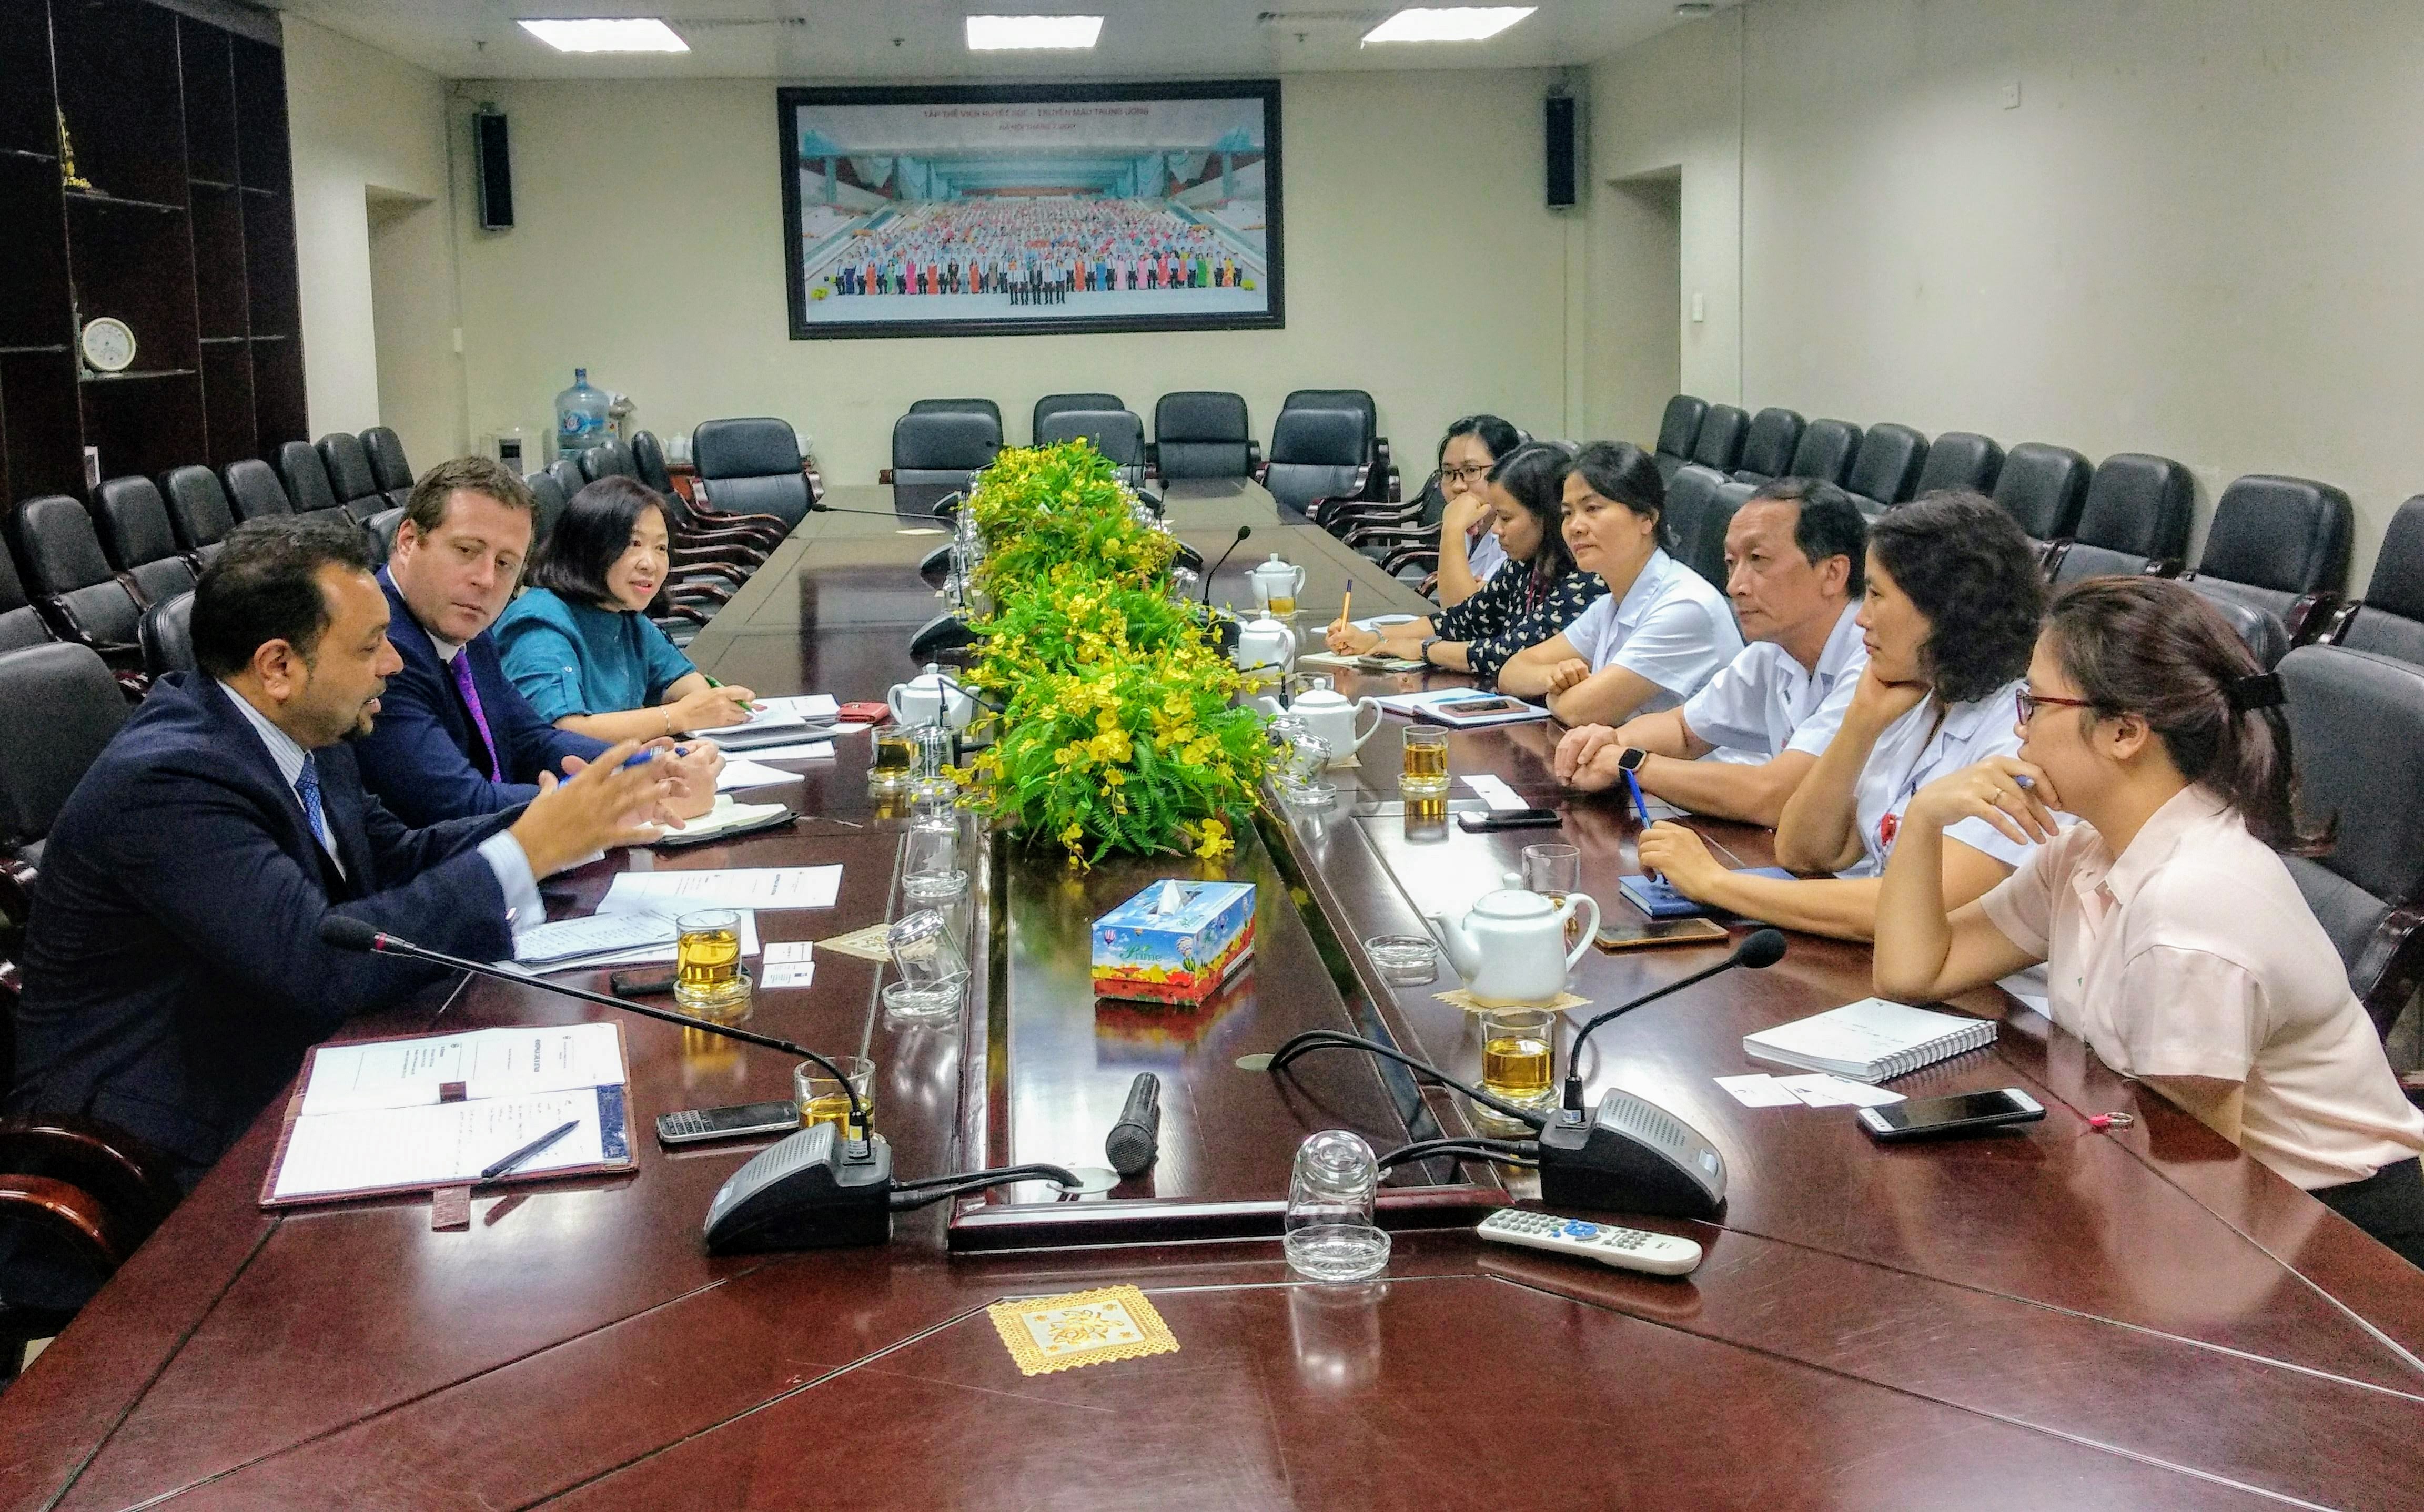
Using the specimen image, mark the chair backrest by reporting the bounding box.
[360,426,413,493]
[16,496,114,598]
[2184,578,2292,669]
[2074,453,2193,561]
[1280,389,1377,462]
[0,538,48,656]
[2339,495,2424,667]
[1665,466,1744,591]
[1688,404,1748,472]
[1785,419,1863,487]
[888,412,1001,499]
[1154,391,1253,479]
[2051,542,2160,588]
[1653,394,1708,461]
[696,417,815,529]
[1843,423,1928,508]
[317,432,382,512]
[92,478,195,607]
[222,459,294,521]
[1034,409,1146,470]
[277,440,342,516]
[1990,442,2092,541]
[546,457,587,510]
[579,438,639,483]
[1732,408,1804,482]
[0,642,130,852]
[139,590,195,679]
[523,469,568,546]
[1262,408,1369,513]
[628,430,676,493]
[1911,431,2003,498]
[363,508,405,566]
[1033,392,1123,441]
[2197,474,2354,598]
[160,465,237,552]
[909,398,1004,437]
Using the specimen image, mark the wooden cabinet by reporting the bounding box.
[0,0,304,515]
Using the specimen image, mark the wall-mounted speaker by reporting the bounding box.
[476,110,514,230]
[1546,94,1581,210]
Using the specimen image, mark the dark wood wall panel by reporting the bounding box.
[50,0,186,208]
[199,338,254,468]
[0,153,69,350]
[1,348,84,500]
[0,0,60,158]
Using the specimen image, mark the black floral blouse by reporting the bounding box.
[1433,560,1607,683]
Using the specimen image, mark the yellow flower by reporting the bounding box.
[1193,818,1231,861]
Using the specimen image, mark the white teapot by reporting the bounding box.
[1248,554,1306,611]
[1253,687,1381,760]
[887,663,977,730]
[1233,614,1296,674]
[1429,872,1599,1006]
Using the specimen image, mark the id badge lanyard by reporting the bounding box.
[1876,707,1952,855]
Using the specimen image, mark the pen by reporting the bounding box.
[702,675,764,712]
[1337,586,1351,631]
[1624,768,1654,829]
[480,1119,579,1182]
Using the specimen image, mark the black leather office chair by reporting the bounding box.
[138,590,196,679]
[1281,389,1393,502]
[1843,423,1928,515]
[317,432,386,521]
[222,458,295,521]
[2049,453,2193,587]
[360,426,415,510]
[1663,465,1736,591]
[1783,420,1862,488]
[1262,408,1371,519]
[885,412,999,509]
[1991,442,2093,549]
[1911,431,2004,498]
[0,642,132,873]
[160,465,238,566]
[2191,589,2292,670]
[1652,394,1708,484]
[277,440,346,520]
[908,398,1004,443]
[0,536,52,657]
[2330,496,2424,667]
[2277,644,2424,1036]
[578,439,639,483]
[1034,408,1147,476]
[523,469,568,549]
[1686,404,1748,474]
[629,431,678,494]
[363,508,405,566]
[93,479,197,610]
[1730,408,1805,485]
[1153,391,1257,479]
[2187,474,2353,637]
[13,497,145,660]
[1033,392,1123,443]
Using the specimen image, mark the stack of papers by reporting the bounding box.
[716,757,810,790]
[600,865,842,913]
[714,694,841,752]
[1741,998,1997,1084]
[1373,689,1552,729]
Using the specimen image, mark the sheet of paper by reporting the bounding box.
[1352,615,1418,630]
[536,909,761,972]
[511,910,678,965]
[764,941,814,964]
[1776,1073,1906,1108]
[753,694,839,721]
[1714,1073,1802,1108]
[717,758,806,791]
[761,962,816,989]
[733,739,836,762]
[273,1088,611,1200]
[299,1024,625,1115]
[1463,774,1528,811]
[601,866,843,914]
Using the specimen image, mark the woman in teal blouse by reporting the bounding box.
[496,476,757,742]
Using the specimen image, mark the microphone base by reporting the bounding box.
[1534,1089,1726,1221]
[704,1126,895,1253]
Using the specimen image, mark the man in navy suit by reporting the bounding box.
[8,516,673,1193]
[354,454,720,826]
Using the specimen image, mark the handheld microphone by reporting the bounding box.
[1200,525,1252,610]
[1105,1072,1162,1177]
[1559,928,1786,1114]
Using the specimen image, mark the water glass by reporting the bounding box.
[673,908,751,1017]
[882,908,969,1021]
[902,814,967,901]
[1522,843,1587,950]
[1283,1130,1390,1282]
[909,722,958,782]
[1402,795,1449,844]
[793,1055,875,1135]
[1399,726,1450,799]
[1267,718,1335,806]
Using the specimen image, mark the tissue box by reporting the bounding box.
[1092,880,1258,1004]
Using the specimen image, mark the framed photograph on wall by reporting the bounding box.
[777,79,1282,341]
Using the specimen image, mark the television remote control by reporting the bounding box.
[1476,1208,1703,1275]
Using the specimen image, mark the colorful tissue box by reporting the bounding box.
[1092,880,1257,1004]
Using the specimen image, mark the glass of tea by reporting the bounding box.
[1475,1005,1557,1129]
[1522,843,1587,949]
[793,1055,875,1135]
[1399,725,1450,799]
[673,908,751,1017]
[870,725,917,792]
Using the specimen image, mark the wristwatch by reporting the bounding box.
[1419,636,1444,667]
[1614,745,1649,773]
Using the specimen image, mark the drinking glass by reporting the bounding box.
[1474,1006,1557,1131]
[1267,718,1335,807]
[870,726,916,792]
[1399,726,1450,798]
[902,813,967,901]
[1522,843,1587,950]
[882,908,969,1021]
[793,1055,875,1135]
[908,722,958,782]
[673,908,751,1017]
[1402,795,1449,844]
[1282,1130,1390,1282]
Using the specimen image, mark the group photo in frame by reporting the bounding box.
[779,79,1284,341]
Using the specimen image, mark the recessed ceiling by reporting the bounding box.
[264,1,1732,81]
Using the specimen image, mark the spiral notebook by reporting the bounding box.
[1741,998,1996,1084]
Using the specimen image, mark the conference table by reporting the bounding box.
[5,479,2422,1509]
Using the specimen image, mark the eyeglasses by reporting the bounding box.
[2015,688,2095,724]
[1441,463,1493,484]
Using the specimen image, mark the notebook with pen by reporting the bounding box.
[1618,868,1794,920]
[258,1023,634,1209]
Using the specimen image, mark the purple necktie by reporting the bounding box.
[451,651,502,780]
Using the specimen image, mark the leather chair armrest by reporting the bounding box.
[2146,557,2184,578]
[2318,598,2366,644]
[2039,540,2073,582]
[2355,906,2424,1042]
[2286,593,2339,646]
[1418,570,1441,598]
[1248,441,1262,473]
[653,603,712,627]
[1381,545,1440,575]
[670,561,750,588]
[0,1175,122,1270]
[671,543,762,572]
[0,1113,184,1237]
[1342,522,1436,549]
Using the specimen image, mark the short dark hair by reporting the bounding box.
[191,515,376,677]
[1439,414,1523,466]
[403,454,536,538]
[1487,441,1580,579]
[528,475,664,608]
[1867,489,2045,705]
[1747,476,1868,595]
[1567,440,1669,547]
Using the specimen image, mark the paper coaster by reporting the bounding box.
[819,922,894,962]
[1433,989,1592,1013]
[987,1285,1180,1377]
[1324,754,1362,770]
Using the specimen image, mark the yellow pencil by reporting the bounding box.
[1337,587,1351,631]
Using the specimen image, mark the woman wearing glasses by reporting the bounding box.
[1635,491,2047,948]
[1872,576,2424,1264]
[1431,414,1524,606]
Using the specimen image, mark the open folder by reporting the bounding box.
[259,1023,633,1207]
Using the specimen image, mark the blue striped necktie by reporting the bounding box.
[294,753,335,859]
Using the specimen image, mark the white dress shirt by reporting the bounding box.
[1679,604,1866,764]
[1981,786,2424,1189]
[1466,527,1506,585]
[1559,549,1745,714]
[1844,682,2032,879]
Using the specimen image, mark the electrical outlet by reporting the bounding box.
[2001,80,2022,109]
[1690,291,1706,323]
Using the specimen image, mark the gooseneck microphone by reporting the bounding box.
[1559,928,1787,1114]
[812,498,959,523]
[1105,1072,1163,1177]
[1201,524,1253,610]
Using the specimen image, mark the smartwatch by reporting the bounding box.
[1419,636,1444,667]
[1614,746,1650,774]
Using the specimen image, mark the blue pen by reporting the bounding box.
[1623,769,1654,829]
[620,744,691,769]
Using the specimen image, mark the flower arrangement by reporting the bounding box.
[956,442,1266,864]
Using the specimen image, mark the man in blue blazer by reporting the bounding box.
[353,454,719,826]
[8,516,673,1193]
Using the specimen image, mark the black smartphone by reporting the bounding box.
[655,1100,799,1146]
[1595,915,1731,951]
[1858,1088,2046,1141]
[1457,808,1563,831]
[610,969,678,998]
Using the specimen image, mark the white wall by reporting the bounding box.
[442,70,1576,484]
[281,15,459,458]
[1586,0,2424,586]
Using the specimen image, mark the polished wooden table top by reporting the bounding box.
[6,481,2422,1510]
